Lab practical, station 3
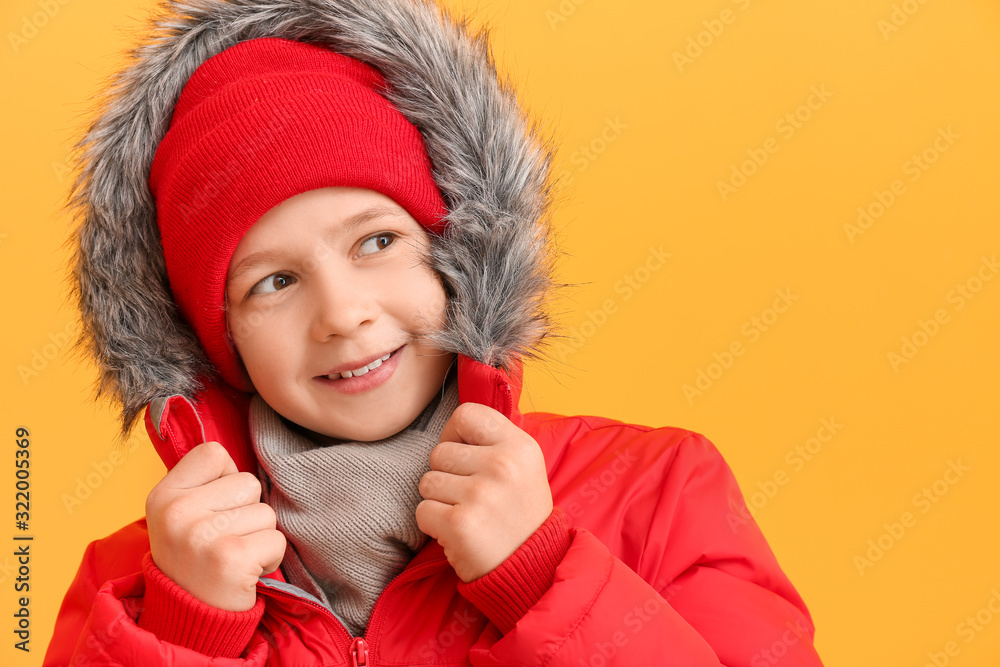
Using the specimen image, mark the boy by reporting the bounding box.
[46,1,824,665]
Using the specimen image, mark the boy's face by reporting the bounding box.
[225,186,456,442]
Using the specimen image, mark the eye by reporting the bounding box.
[358,232,397,256]
[249,273,296,296]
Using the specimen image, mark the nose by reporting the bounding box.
[308,266,379,340]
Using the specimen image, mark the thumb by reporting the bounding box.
[439,402,506,447]
[165,441,239,490]
[438,405,469,447]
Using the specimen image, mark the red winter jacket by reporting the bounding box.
[52,0,824,663]
[43,355,822,666]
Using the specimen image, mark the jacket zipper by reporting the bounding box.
[350,636,369,666]
[258,555,447,665]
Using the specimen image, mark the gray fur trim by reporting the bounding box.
[64,0,570,441]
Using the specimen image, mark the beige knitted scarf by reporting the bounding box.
[249,364,459,637]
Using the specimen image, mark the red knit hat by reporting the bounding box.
[149,37,449,392]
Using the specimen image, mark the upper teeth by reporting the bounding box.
[330,353,391,379]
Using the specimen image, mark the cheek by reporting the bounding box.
[232,334,280,386]
[409,272,449,323]
[227,309,270,367]
[226,309,250,349]
[389,253,445,309]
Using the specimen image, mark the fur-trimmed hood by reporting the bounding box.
[65,0,567,442]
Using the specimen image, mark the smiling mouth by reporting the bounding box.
[319,346,403,380]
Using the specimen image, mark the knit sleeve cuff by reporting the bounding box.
[456,505,573,634]
[137,551,264,658]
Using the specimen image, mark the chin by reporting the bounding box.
[324,416,412,443]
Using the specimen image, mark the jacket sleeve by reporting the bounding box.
[43,532,271,665]
[456,431,824,666]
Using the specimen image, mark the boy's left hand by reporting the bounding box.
[416,402,553,583]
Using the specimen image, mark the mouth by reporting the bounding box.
[318,345,402,380]
[314,345,404,394]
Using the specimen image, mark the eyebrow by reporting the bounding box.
[227,204,409,285]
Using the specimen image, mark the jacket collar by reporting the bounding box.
[144,353,524,473]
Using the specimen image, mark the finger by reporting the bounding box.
[438,403,510,448]
[428,440,483,476]
[414,497,452,538]
[418,470,471,506]
[166,441,240,490]
[241,529,287,575]
[194,503,276,543]
[195,472,263,511]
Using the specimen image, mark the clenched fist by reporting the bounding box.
[145,441,286,611]
[416,402,553,583]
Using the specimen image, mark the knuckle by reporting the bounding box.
[414,500,433,532]
[489,454,518,480]
[159,497,192,528]
[236,473,262,503]
[145,485,164,515]
[449,505,475,536]
[428,443,444,468]
[455,402,477,421]
[200,440,229,463]
[464,483,485,507]
[483,412,502,433]
[209,511,233,534]
[212,534,244,566]
[271,529,287,552]
[191,519,221,545]
[419,472,435,495]
[431,449,452,472]
[194,512,217,533]
[204,440,226,453]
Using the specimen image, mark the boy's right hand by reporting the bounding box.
[145,441,286,612]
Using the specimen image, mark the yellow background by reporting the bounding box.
[2,0,998,664]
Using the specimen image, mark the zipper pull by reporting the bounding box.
[351,637,369,666]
